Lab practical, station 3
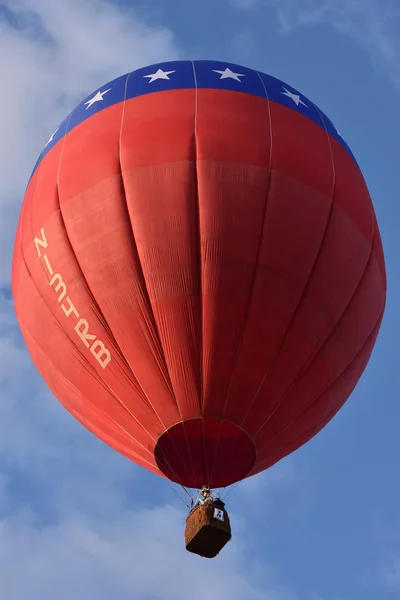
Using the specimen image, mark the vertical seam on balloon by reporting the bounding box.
[251,226,377,441]
[118,74,176,398]
[253,307,384,457]
[118,80,185,423]
[118,72,178,400]
[119,72,195,487]
[209,71,275,485]
[192,61,203,414]
[191,60,207,488]
[238,107,337,430]
[220,71,274,426]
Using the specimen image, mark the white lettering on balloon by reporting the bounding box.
[34,227,111,369]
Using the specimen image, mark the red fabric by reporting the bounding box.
[12,88,386,488]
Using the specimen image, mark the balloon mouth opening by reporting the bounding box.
[154,417,256,489]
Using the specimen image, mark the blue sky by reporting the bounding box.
[0,0,399,598]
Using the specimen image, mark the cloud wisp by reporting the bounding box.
[231,0,400,89]
[0,0,181,286]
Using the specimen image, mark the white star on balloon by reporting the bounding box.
[84,88,111,109]
[326,115,342,138]
[213,68,245,82]
[143,69,176,83]
[281,87,307,107]
[45,127,60,147]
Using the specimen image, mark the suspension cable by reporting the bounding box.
[167,482,191,508]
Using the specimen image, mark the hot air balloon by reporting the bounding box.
[12,60,386,558]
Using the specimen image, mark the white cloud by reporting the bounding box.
[0,0,182,286]
[230,29,256,57]
[0,503,297,600]
[382,558,400,589]
[231,0,400,88]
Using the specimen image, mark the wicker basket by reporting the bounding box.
[185,503,232,558]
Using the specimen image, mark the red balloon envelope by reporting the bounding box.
[12,60,386,489]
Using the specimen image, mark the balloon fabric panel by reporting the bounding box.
[12,61,386,489]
